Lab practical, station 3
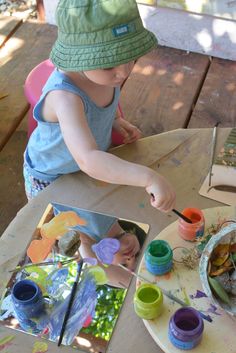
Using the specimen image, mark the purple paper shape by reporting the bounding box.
[91,238,120,265]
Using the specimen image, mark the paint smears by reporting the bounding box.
[32,341,48,353]
[181,287,191,306]
[0,335,14,351]
[207,304,221,316]
[190,290,207,299]
[170,157,181,166]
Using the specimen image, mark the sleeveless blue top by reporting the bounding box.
[24,69,120,181]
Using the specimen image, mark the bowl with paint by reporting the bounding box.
[168,307,204,350]
[133,283,163,320]
[145,239,173,275]
[178,208,205,241]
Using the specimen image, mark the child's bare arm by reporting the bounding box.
[53,91,176,212]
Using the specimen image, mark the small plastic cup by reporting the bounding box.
[11,279,45,333]
[145,239,173,275]
[168,307,204,350]
[178,208,205,241]
[133,283,163,319]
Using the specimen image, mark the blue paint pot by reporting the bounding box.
[168,307,204,350]
[144,240,173,275]
[11,279,45,333]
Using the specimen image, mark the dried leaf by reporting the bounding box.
[212,243,229,266]
[210,266,232,276]
[230,243,236,253]
[208,276,231,305]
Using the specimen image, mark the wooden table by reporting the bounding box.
[0,127,235,353]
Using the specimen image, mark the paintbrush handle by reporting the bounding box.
[57,260,83,347]
[149,193,192,224]
[57,281,78,346]
[172,209,192,224]
[119,265,184,303]
[120,266,187,306]
[208,123,219,187]
[118,264,212,322]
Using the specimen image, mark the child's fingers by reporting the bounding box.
[149,191,176,213]
[118,126,129,140]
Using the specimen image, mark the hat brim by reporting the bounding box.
[50,29,157,71]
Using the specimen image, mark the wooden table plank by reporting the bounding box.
[0,116,28,236]
[0,15,22,48]
[0,19,57,151]
[120,47,210,136]
[189,57,236,128]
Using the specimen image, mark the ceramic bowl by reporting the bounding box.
[199,223,236,317]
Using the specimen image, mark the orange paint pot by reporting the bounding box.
[178,208,205,241]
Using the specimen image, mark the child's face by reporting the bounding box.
[83,61,135,87]
[112,233,140,271]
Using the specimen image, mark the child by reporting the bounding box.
[24,0,176,213]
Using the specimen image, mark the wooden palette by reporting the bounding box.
[137,206,236,353]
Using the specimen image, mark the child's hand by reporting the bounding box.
[146,173,176,213]
[112,118,142,144]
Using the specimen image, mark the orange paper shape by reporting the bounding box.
[40,211,87,240]
[27,238,55,263]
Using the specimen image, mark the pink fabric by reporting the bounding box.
[24,59,54,137]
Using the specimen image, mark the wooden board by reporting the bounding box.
[189,57,236,128]
[0,19,57,150]
[0,116,28,236]
[120,47,209,136]
[0,15,22,48]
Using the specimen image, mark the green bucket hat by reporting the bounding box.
[50,0,157,71]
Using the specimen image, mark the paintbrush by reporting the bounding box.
[118,264,212,322]
[9,256,80,273]
[150,193,192,224]
[208,123,219,187]
[172,209,192,224]
[58,260,83,347]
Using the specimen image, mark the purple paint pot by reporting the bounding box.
[168,307,204,350]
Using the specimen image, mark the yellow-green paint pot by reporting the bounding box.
[134,283,163,320]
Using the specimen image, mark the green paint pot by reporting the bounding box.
[145,239,173,275]
[133,283,163,320]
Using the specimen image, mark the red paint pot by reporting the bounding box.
[178,208,205,241]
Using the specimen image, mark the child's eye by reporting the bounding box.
[104,67,115,71]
